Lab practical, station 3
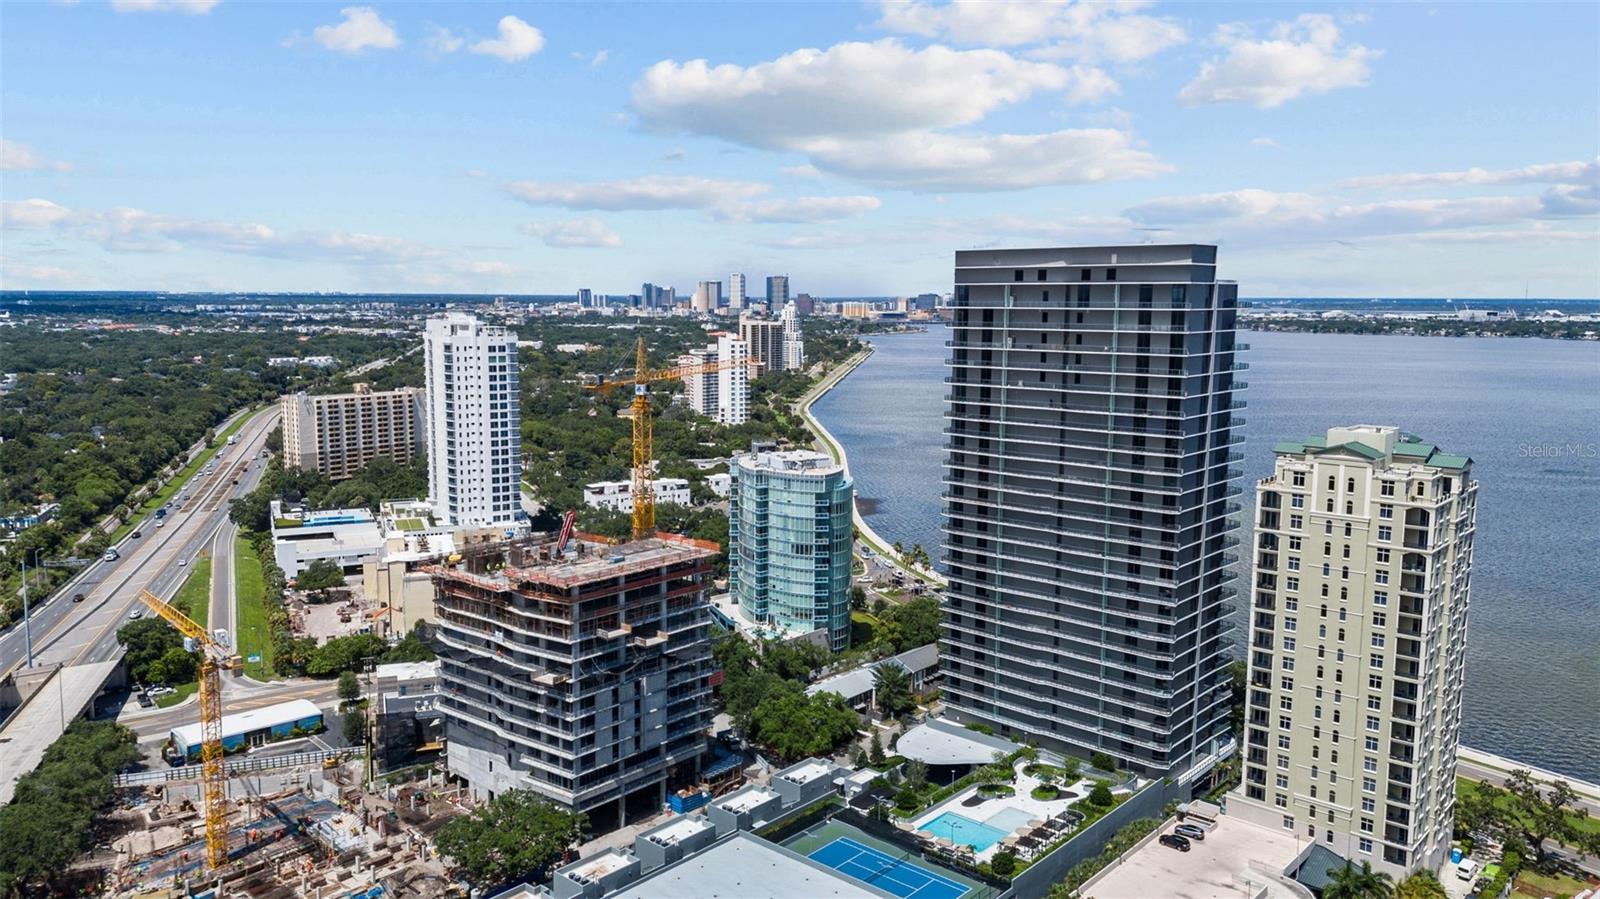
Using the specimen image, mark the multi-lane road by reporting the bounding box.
[0,407,280,680]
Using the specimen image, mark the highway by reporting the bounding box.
[0,407,279,679]
[209,520,238,652]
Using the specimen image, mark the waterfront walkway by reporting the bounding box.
[796,345,946,589]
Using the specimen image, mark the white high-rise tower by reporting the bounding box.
[424,313,523,528]
[779,300,804,371]
[728,272,747,310]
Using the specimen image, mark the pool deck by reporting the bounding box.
[909,761,1093,861]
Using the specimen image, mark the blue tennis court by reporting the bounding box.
[809,837,970,899]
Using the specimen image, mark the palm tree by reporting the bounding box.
[1323,860,1394,899]
[1393,871,1447,899]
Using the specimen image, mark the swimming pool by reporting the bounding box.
[918,811,1010,852]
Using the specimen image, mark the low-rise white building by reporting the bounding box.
[583,478,691,513]
[706,472,732,498]
[269,500,383,579]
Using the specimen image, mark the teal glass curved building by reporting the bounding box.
[728,448,854,650]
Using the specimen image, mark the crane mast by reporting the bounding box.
[137,589,236,870]
[589,335,756,540]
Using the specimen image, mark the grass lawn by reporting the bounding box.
[109,405,263,545]
[1458,777,1600,839]
[155,681,198,708]
[850,610,878,646]
[170,554,212,630]
[233,534,276,679]
[1514,869,1595,898]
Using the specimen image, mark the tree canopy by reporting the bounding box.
[434,791,587,889]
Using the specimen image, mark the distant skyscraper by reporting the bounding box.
[765,274,789,311]
[779,300,804,371]
[692,280,722,314]
[728,272,747,310]
[1230,426,1476,878]
[576,288,594,308]
[792,293,815,316]
[738,314,784,375]
[729,448,853,650]
[423,313,523,528]
[942,244,1243,779]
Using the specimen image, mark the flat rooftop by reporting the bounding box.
[1083,814,1305,899]
[430,533,718,591]
[645,815,714,846]
[779,760,834,786]
[608,832,887,899]
[565,848,635,882]
[719,786,779,814]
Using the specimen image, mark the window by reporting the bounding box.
[1289,515,1303,530]
[1288,557,1302,571]
[1080,268,1091,281]
[1281,676,1295,691]
[1276,794,1288,808]
[1371,634,1386,648]
[1365,736,1380,752]
[1378,526,1392,542]
[1278,735,1292,749]
[1328,475,1336,491]
[1364,757,1378,773]
[1280,695,1294,710]
[1379,504,1394,519]
[1282,657,1296,671]
[1013,269,1024,282]
[1369,653,1384,669]
[1106,267,1117,281]
[1322,563,1332,577]
[1037,268,1048,281]
[1373,591,1388,607]
[1283,637,1297,650]
[1292,494,1306,509]
[1359,837,1373,854]
[1376,549,1391,563]
[1289,536,1303,551]
[1286,576,1300,592]
[1283,816,1295,831]
[1372,612,1387,627]
[1286,597,1300,611]
[1368,675,1383,690]
[1375,570,1389,585]
[1278,754,1291,769]
[1381,481,1395,497]
[1368,695,1382,711]
[1280,715,1293,730]
[1347,478,1356,492]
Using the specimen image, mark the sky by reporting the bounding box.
[1,0,1597,298]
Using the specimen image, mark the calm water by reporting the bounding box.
[813,326,1600,781]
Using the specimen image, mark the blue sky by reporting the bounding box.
[2,1,1596,297]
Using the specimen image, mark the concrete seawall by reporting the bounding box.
[795,343,946,588]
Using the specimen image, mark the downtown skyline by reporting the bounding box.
[2,1,1597,298]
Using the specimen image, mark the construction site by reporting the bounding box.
[97,759,472,897]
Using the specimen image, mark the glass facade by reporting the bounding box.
[728,449,854,650]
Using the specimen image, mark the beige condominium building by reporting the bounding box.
[1231,425,1477,879]
[281,383,426,481]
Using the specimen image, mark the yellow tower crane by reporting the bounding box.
[137,589,240,870]
[589,336,757,540]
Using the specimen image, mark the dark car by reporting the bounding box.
[131,530,142,538]
[1174,824,1207,842]
[73,592,86,603]
[1159,834,1192,852]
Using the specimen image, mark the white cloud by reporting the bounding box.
[0,140,73,173]
[1251,137,1281,149]
[1,264,81,284]
[425,25,464,54]
[470,15,544,62]
[1,198,519,276]
[1122,189,1575,242]
[1340,159,1600,190]
[312,7,400,55]
[507,175,768,211]
[781,164,824,178]
[633,40,1075,147]
[631,40,1163,192]
[712,195,882,224]
[1179,14,1378,108]
[520,219,622,248]
[800,128,1171,191]
[110,0,217,13]
[875,0,1186,63]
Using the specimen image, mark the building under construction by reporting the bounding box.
[427,532,719,832]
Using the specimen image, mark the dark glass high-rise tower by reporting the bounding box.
[941,244,1244,778]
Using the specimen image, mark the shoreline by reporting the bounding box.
[796,344,946,588]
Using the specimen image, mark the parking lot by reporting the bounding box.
[1084,815,1306,899]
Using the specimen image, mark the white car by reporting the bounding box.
[213,628,229,645]
[178,559,187,567]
